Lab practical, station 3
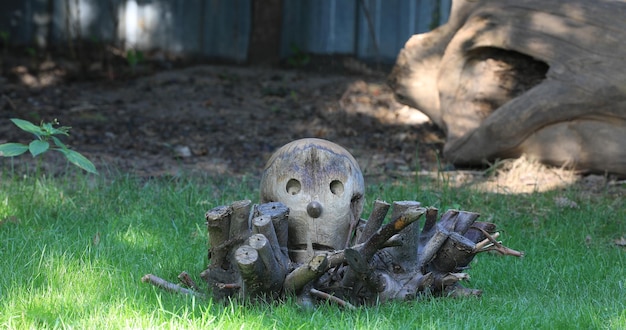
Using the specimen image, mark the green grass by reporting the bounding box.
[1,171,625,329]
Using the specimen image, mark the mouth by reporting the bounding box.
[290,243,336,252]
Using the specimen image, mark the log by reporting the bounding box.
[438,210,480,235]
[248,233,285,293]
[465,221,497,243]
[255,202,289,251]
[229,200,252,240]
[235,245,264,296]
[252,215,290,269]
[199,267,240,300]
[389,0,626,175]
[417,226,450,272]
[205,205,232,269]
[357,200,390,244]
[284,254,328,294]
[359,207,426,262]
[385,201,422,272]
[430,232,476,272]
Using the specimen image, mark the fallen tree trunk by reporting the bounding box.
[389,0,626,176]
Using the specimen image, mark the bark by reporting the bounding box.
[357,200,391,244]
[142,274,206,299]
[229,200,252,240]
[284,254,328,294]
[205,205,232,269]
[255,202,289,253]
[385,201,422,272]
[252,214,290,269]
[235,244,264,296]
[247,234,285,293]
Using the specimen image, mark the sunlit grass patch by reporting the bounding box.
[0,170,624,329]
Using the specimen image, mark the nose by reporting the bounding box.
[306,201,323,218]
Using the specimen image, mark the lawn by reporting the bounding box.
[1,170,625,329]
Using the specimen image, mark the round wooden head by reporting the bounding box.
[260,138,365,262]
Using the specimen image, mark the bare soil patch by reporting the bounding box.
[1,57,622,195]
[0,60,442,182]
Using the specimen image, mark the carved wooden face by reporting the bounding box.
[260,138,365,262]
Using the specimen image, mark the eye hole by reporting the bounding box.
[330,180,344,196]
[286,179,301,195]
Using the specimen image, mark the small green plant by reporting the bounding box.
[0,118,97,174]
[0,31,8,43]
[286,44,310,67]
[25,47,37,57]
[0,30,8,53]
[126,49,144,73]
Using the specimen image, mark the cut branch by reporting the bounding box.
[235,245,264,296]
[142,274,206,299]
[359,207,426,262]
[473,227,524,257]
[284,254,328,294]
[357,199,390,244]
[177,271,200,291]
[248,233,285,292]
[310,288,356,310]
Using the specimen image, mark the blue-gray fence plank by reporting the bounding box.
[0,0,449,63]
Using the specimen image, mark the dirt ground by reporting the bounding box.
[0,56,445,181]
[0,54,623,195]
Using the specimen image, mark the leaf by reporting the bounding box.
[43,122,69,136]
[57,149,98,174]
[0,143,29,156]
[29,140,49,157]
[51,136,68,149]
[10,118,44,137]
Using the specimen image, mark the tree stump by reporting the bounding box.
[196,199,522,306]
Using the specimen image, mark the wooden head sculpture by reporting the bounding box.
[260,138,365,263]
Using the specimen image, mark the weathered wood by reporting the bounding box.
[229,200,252,240]
[248,233,284,293]
[389,0,626,175]
[465,221,497,243]
[357,200,391,244]
[205,205,232,269]
[142,274,206,299]
[309,288,356,310]
[284,254,328,294]
[255,202,289,251]
[359,207,425,263]
[430,232,476,272]
[190,199,522,306]
[252,214,289,269]
[235,245,264,296]
[437,210,480,235]
[417,226,450,272]
[177,271,200,291]
[385,201,422,272]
